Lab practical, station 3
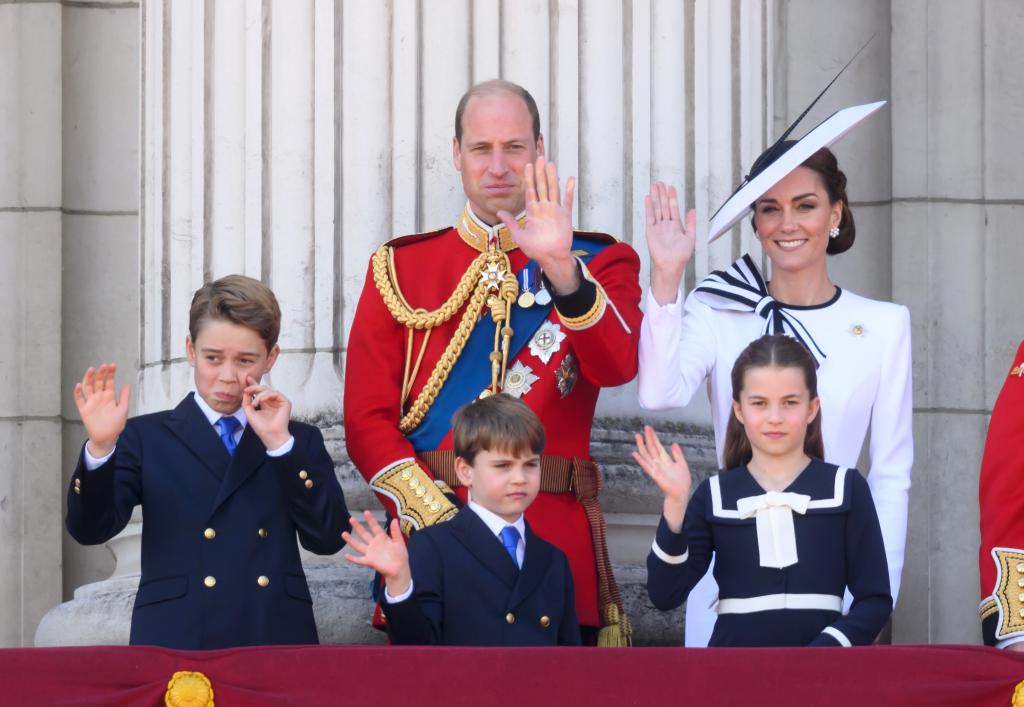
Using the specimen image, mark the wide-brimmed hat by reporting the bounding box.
[707,100,886,243]
[707,36,884,243]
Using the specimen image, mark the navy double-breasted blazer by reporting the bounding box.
[65,393,350,649]
[383,507,581,646]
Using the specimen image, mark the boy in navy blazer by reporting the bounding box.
[65,275,350,649]
[344,394,580,646]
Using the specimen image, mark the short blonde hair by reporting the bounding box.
[452,394,545,464]
[188,274,281,352]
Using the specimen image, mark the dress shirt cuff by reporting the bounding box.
[265,435,295,457]
[384,580,414,604]
[652,515,689,562]
[645,286,683,314]
[83,443,115,471]
[996,635,1024,650]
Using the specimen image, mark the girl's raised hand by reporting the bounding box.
[633,424,692,504]
[74,364,131,458]
[342,511,411,594]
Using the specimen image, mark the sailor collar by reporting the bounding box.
[709,461,849,520]
[456,203,526,253]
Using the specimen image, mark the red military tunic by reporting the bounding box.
[979,340,1024,647]
[344,205,642,632]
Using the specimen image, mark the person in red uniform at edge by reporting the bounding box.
[979,340,1024,650]
[343,79,642,645]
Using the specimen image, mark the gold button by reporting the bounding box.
[257,575,270,587]
[400,469,413,481]
[1017,562,1024,574]
[415,487,426,498]
[74,478,81,486]
[852,325,864,336]
[304,479,313,489]
[430,502,441,512]
[423,494,434,504]
[1019,608,1024,618]
[204,528,216,540]
[505,612,515,625]
[204,576,216,588]
[298,470,308,480]
[409,478,419,489]
[73,487,81,495]
[258,528,267,539]
[539,616,551,628]
[1018,593,1024,603]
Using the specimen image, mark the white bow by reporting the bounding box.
[736,491,811,569]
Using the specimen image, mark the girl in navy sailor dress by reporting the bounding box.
[636,335,892,647]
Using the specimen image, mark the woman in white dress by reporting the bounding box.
[639,123,913,647]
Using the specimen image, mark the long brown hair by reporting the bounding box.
[722,335,825,470]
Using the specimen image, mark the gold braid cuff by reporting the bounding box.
[991,547,1024,639]
[558,284,607,331]
[369,460,458,532]
[980,596,998,622]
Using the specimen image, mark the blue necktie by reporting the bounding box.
[218,416,241,456]
[500,526,520,568]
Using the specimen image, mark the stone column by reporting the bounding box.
[891,0,1024,644]
[0,1,63,648]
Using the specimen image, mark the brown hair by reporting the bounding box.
[454,79,541,144]
[452,393,545,465]
[750,144,856,255]
[722,334,825,470]
[188,274,282,352]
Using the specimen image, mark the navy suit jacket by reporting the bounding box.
[383,508,581,646]
[65,393,350,649]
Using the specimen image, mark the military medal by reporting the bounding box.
[518,267,536,308]
[556,353,579,398]
[529,321,566,365]
[535,285,552,306]
[503,361,539,398]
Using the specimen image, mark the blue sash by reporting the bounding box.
[407,237,611,452]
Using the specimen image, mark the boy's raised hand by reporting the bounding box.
[633,425,692,532]
[74,364,131,458]
[342,511,411,597]
[242,375,292,451]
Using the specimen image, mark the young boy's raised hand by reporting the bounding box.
[74,364,131,458]
[633,425,692,533]
[242,375,292,451]
[343,511,412,597]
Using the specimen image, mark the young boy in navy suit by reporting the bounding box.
[65,275,350,649]
[344,394,580,646]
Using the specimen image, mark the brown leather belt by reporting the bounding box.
[417,449,601,501]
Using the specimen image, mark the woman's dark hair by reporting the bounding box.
[722,334,825,470]
[750,144,856,255]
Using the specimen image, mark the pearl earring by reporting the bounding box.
[828,226,840,239]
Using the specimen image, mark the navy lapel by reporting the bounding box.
[508,521,552,611]
[449,509,519,590]
[163,393,231,480]
[210,423,267,515]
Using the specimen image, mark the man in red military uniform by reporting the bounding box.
[979,340,1024,649]
[344,80,641,644]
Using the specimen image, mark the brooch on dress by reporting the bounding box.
[503,361,539,398]
[529,321,566,365]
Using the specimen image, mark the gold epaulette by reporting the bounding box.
[990,547,1024,639]
[369,459,458,532]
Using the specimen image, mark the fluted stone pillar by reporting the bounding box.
[0,1,64,648]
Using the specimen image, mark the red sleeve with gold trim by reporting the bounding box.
[552,239,642,387]
[979,340,1024,646]
[343,253,457,532]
